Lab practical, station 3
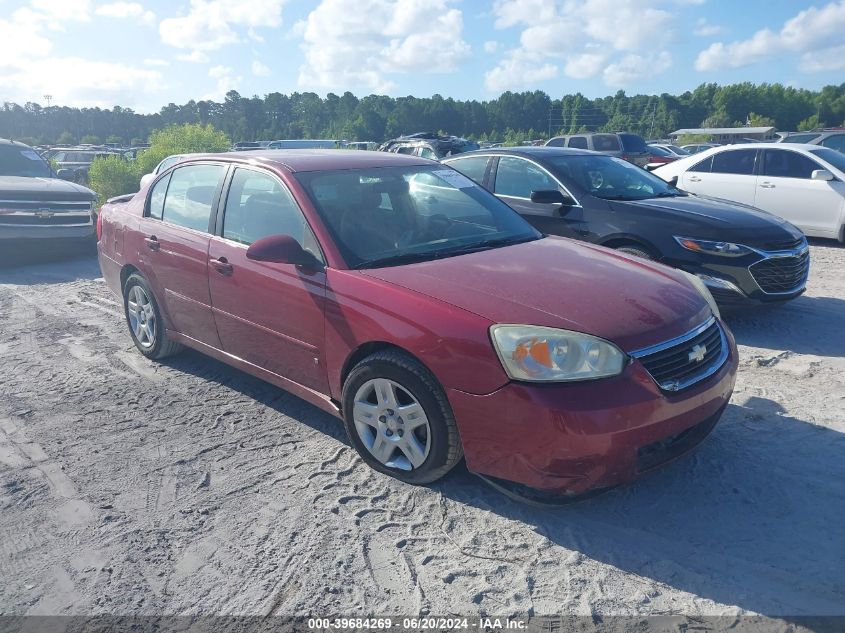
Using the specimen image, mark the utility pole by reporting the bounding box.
[43,94,52,107]
[648,101,657,139]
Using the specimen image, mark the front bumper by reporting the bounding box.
[666,242,809,307]
[449,325,737,495]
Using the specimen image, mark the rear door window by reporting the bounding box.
[568,136,588,149]
[445,156,490,185]
[820,134,845,152]
[161,164,225,232]
[619,134,647,152]
[711,149,757,175]
[762,150,821,179]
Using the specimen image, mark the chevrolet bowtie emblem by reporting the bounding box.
[688,343,707,363]
[35,209,55,219]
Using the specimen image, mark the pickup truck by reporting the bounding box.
[1,138,98,245]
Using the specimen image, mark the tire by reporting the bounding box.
[614,244,655,260]
[341,349,463,485]
[122,273,183,360]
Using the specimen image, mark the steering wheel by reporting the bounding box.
[587,171,604,189]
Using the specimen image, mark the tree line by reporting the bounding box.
[2,82,845,146]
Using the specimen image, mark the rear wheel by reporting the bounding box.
[123,273,183,359]
[342,350,462,484]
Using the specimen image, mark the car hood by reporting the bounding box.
[0,176,96,201]
[610,194,805,245]
[362,236,712,352]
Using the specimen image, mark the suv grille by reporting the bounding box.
[633,318,727,392]
[758,237,804,251]
[0,200,92,227]
[749,250,809,294]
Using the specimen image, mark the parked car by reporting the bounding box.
[345,141,377,151]
[649,143,689,157]
[680,143,720,154]
[0,138,97,244]
[139,153,203,190]
[653,143,845,242]
[97,149,736,499]
[778,129,845,153]
[268,139,343,149]
[379,133,479,160]
[645,144,680,169]
[443,147,809,307]
[50,148,121,184]
[545,133,650,167]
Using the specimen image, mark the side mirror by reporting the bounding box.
[530,189,575,205]
[139,173,155,190]
[667,175,679,187]
[811,169,834,182]
[246,234,319,268]
[57,169,74,181]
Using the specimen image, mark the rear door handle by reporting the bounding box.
[209,256,233,275]
[759,182,775,188]
[144,235,160,251]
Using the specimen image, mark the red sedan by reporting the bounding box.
[97,150,737,497]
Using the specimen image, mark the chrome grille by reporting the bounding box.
[632,317,728,392]
[749,250,810,294]
[0,200,92,227]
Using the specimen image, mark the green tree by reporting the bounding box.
[57,131,75,144]
[106,134,123,144]
[747,112,776,127]
[80,134,101,144]
[88,155,137,204]
[133,123,231,177]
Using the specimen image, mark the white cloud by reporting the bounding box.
[205,64,241,100]
[486,0,676,91]
[483,40,499,54]
[603,51,673,86]
[144,58,170,67]
[95,2,156,25]
[177,51,210,63]
[160,0,288,52]
[252,60,271,76]
[799,44,845,72]
[693,17,722,36]
[695,0,845,71]
[297,0,470,93]
[13,0,91,30]
[0,57,164,108]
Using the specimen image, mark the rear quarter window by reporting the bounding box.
[593,135,621,151]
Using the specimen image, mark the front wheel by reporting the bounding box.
[123,273,183,359]
[615,244,656,260]
[341,350,463,484]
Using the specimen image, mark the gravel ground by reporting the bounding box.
[0,241,843,619]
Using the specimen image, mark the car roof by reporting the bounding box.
[448,146,598,158]
[0,138,35,148]
[179,149,430,172]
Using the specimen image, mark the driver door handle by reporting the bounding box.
[759,182,776,189]
[209,256,233,275]
[688,176,702,182]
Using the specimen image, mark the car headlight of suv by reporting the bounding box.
[490,325,627,382]
[674,236,754,257]
[682,271,721,319]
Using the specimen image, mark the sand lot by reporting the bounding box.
[0,242,843,619]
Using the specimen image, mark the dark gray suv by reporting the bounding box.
[545,133,650,167]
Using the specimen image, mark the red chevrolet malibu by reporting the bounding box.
[97,150,737,498]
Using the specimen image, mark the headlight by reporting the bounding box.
[682,271,721,319]
[674,236,753,257]
[490,325,627,382]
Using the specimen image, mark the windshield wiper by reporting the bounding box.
[653,191,687,198]
[354,235,539,269]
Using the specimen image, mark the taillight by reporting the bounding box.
[96,207,103,240]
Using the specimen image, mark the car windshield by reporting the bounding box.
[546,154,682,201]
[296,165,541,268]
[809,148,845,173]
[0,145,52,177]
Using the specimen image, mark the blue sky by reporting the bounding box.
[1,0,843,112]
